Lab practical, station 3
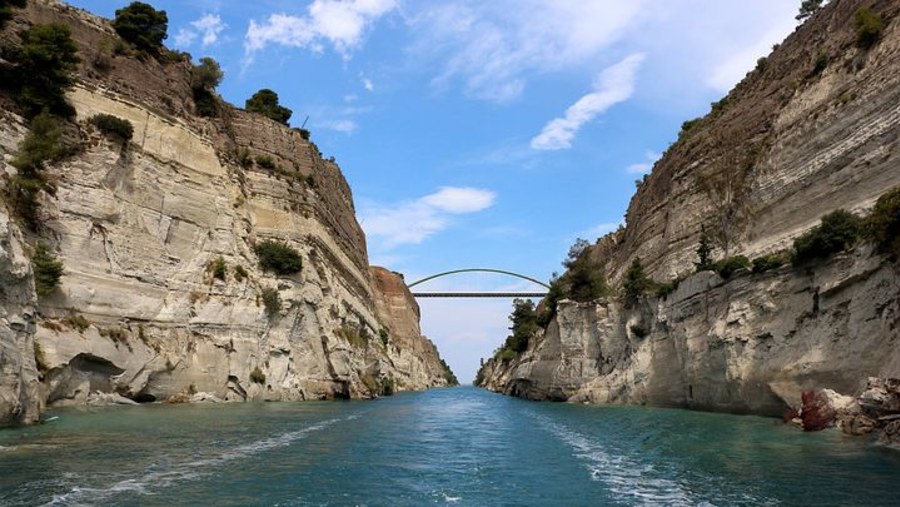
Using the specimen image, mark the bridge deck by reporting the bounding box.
[411,292,548,298]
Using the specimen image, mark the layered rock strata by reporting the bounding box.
[479,0,900,421]
[0,0,451,423]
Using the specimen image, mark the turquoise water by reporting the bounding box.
[0,387,897,506]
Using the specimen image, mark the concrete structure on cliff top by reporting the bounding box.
[0,0,452,426]
[479,0,900,416]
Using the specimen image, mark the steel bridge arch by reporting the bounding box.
[407,268,551,289]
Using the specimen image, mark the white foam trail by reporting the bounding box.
[531,413,695,506]
[531,413,778,506]
[41,417,348,506]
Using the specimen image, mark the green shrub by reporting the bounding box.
[866,186,900,257]
[233,264,248,282]
[32,242,64,297]
[379,327,389,346]
[440,358,458,386]
[113,2,168,53]
[190,56,223,91]
[714,255,750,279]
[496,347,516,362]
[253,240,302,275]
[561,239,611,303]
[854,7,883,49]
[245,89,292,125]
[505,298,537,354]
[295,128,311,140]
[64,314,90,333]
[261,287,280,316]
[622,257,655,308]
[811,50,829,76]
[209,256,226,281]
[12,112,66,173]
[694,230,714,272]
[250,367,266,385]
[655,280,679,298]
[752,252,788,273]
[792,210,863,265]
[796,0,823,21]
[190,57,223,117]
[680,118,701,136]
[255,155,276,170]
[237,149,252,168]
[89,114,134,141]
[13,23,80,118]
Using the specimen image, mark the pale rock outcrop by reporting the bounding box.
[0,208,41,425]
[482,247,900,416]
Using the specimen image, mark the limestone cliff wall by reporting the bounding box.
[480,247,900,415]
[601,0,900,282]
[480,0,900,414]
[0,0,451,422]
[0,206,40,425]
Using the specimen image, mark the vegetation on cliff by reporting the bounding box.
[32,242,64,297]
[254,240,303,275]
[245,89,293,125]
[112,2,168,54]
[191,57,223,117]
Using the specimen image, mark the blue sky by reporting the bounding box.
[66,0,799,384]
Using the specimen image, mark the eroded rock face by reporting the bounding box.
[0,0,452,424]
[0,209,41,426]
[481,249,900,416]
[479,0,900,420]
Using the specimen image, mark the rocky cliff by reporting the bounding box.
[0,0,452,424]
[479,0,900,419]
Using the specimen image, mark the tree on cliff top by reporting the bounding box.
[245,89,292,125]
[796,0,824,21]
[191,57,224,117]
[113,2,168,53]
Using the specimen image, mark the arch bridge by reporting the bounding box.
[408,268,549,298]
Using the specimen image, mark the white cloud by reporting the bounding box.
[408,0,644,103]
[321,119,358,133]
[626,151,661,174]
[245,0,397,58]
[362,187,496,248]
[175,14,226,48]
[531,54,645,151]
[420,187,495,214]
[362,77,374,91]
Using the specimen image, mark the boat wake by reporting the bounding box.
[42,416,352,506]
[530,412,776,506]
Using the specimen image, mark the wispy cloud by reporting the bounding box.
[625,150,661,175]
[531,54,645,151]
[244,0,397,59]
[362,77,374,91]
[175,13,227,48]
[321,119,358,133]
[362,187,496,248]
[408,0,644,103]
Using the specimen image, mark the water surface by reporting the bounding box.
[1,387,897,506]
